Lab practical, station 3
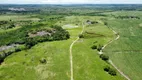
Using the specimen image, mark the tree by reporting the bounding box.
[15,48,21,52]
[97,45,102,51]
[91,21,98,24]
[9,24,15,28]
[104,66,117,76]
[79,34,84,38]
[108,68,117,76]
[65,31,70,39]
[104,22,108,26]
[100,54,109,61]
[25,38,37,49]
[104,66,110,72]
[91,45,97,49]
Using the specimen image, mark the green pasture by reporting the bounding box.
[0,15,40,21]
[103,11,142,80]
[0,16,125,80]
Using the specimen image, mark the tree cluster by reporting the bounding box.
[100,54,109,61]
[104,66,117,76]
[25,25,70,49]
[91,45,103,51]
[115,16,140,19]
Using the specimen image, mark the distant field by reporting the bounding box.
[103,11,142,17]
[0,15,40,33]
[0,15,40,21]
[103,11,142,80]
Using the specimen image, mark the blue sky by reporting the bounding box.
[1,0,142,4]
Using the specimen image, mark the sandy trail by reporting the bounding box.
[69,22,84,80]
[98,27,131,80]
[109,60,131,80]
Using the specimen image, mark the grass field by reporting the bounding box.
[0,15,40,21]
[0,16,125,80]
[1,4,142,80]
[103,11,142,80]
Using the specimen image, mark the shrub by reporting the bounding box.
[15,48,21,52]
[104,66,117,76]
[15,41,25,44]
[5,51,13,56]
[0,53,5,61]
[91,21,98,24]
[100,54,109,61]
[91,45,97,49]
[9,24,15,28]
[104,66,110,72]
[40,58,46,64]
[97,45,102,51]
[25,38,37,49]
[0,51,14,64]
[86,20,90,22]
[104,22,108,26]
[79,34,84,38]
[65,31,70,39]
[108,68,117,76]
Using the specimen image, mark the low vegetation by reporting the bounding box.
[0,4,142,80]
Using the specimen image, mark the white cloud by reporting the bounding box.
[40,0,142,4]
[41,0,98,4]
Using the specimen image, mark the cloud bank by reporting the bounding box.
[1,0,142,4]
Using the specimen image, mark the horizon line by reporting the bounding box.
[0,3,142,5]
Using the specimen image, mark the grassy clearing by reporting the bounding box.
[62,24,79,29]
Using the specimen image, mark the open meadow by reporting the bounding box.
[0,4,142,80]
[103,11,142,80]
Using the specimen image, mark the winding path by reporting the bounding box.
[69,22,130,80]
[69,22,85,80]
[109,60,131,80]
[99,27,131,80]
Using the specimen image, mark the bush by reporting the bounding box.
[15,48,21,52]
[65,31,70,39]
[79,34,84,38]
[100,54,109,61]
[40,58,46,64]
[104,66,110,72]
[91,45,97,49]
[91,21,98,24]
[5,51,13,56]
[0,51,14,64]
[108,68,117,76]
[15,41,25,44]
[104,22,108,26]
[9,24,15,28]
[104,66,117,76]
[97,45,102,51]
[25,38,37,49]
